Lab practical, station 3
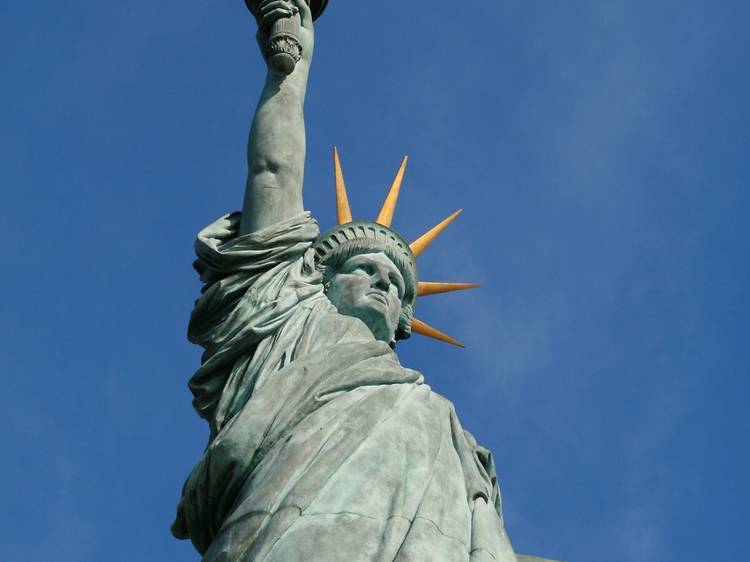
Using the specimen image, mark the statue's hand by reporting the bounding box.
[255,0,314,69]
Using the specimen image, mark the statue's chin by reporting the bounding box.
[355,314,393,343]
[332,303,394,343]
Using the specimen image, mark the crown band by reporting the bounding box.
[314,221,418,303]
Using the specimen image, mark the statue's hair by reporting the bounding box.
[316,239,415,345]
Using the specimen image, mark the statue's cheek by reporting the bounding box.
[343,278,365,302]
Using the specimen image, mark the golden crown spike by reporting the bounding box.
[321,147,478,347]
[411,318,465,348]
[417,282,481,297]
[409,209,462,257]
[334,147,353,224]
[376,156,408,227]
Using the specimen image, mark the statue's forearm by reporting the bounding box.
[239,62,309,235]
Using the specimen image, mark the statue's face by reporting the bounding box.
[325,252,405,343]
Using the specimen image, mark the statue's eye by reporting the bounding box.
[352,263,373,275]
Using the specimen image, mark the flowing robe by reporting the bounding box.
[172,212,518,562]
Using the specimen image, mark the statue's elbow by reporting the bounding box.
[249,157,278,177]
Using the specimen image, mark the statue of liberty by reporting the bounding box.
[171,1,528,560]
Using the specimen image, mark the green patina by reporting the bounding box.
[173,1,563,561]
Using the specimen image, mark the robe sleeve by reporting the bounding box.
[186,211,322,422]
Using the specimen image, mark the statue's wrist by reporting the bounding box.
[263,61,310,98]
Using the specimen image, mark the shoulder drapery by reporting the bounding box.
[187,211,323,431]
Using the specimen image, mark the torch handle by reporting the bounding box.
[265,14,302,75]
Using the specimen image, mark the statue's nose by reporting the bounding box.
[372,271,390,291]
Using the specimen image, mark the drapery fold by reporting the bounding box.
[173,212,517,561]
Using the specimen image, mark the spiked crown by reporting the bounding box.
[313,148,479,347]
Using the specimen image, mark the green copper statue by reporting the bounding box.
[172,1,550,560]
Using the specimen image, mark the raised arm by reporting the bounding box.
[239,0,314,235]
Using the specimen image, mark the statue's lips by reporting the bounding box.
[366,291,389,307]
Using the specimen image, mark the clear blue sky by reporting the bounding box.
[1,2,748,561]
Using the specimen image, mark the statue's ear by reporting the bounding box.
[394,304,413,342]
